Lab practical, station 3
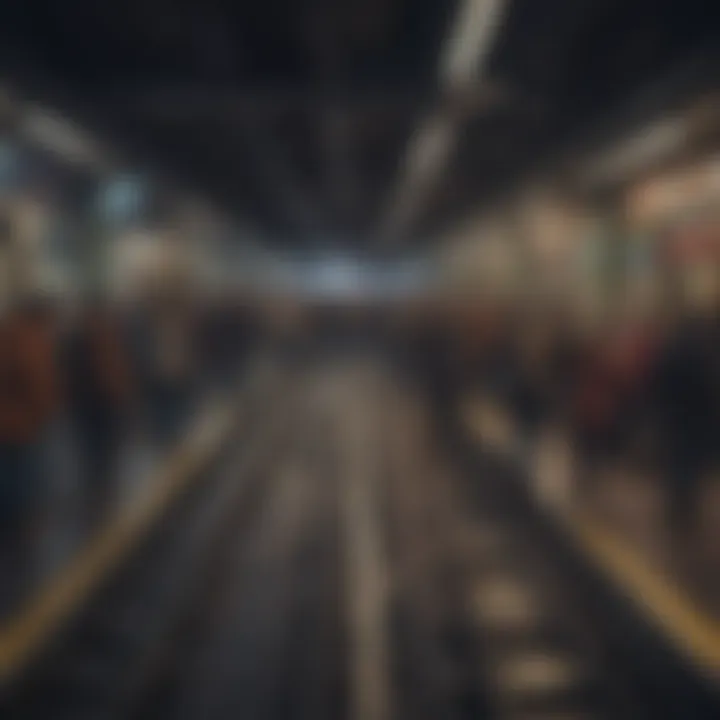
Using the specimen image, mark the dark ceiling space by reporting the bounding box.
[1,0,719,248]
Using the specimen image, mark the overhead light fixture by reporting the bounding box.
[21,106,105,169]
[381,114,456,240]
[440,0,508,89]
[379,0,509,244]
[404,115,457,184]
[583,116,690,186]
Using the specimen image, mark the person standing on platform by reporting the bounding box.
[64,294,134,521]
[651,298,720,542]
[131,283,200,449]
[414,301,458,447]
[0,215,59,605]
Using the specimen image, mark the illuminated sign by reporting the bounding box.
[628,155,720,224]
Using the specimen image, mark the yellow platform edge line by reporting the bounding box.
[462,399,720,678]
[564,512,720,676]
[0,404,235,684]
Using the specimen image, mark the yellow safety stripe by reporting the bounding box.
[0,404,233,684]
[463,397,720,678]
[565,511,720,676]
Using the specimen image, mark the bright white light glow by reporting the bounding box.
[380,0,508,243]
[440,0,508,89]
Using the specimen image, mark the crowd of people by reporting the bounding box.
[0,225,259,594]
[411,294,720,542]
[2,226,719,603]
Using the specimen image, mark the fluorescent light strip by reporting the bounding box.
[380,0,508,243]
[440,0,508,89]
[584,117,690,185]
[21,106,105,169]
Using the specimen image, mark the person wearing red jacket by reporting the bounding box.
[0,219,61,613]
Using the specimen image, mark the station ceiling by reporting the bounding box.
[1,0,719,249]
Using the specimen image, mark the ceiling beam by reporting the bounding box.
[75,84,496,119]
[238,114,326,239]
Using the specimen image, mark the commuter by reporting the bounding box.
[131,290,200,448]
[651,304,720,540]
[568,327,622,494]
[510,319,554,458]
[64,295,133,518]
[545,320,583,423]
[414,303,458,445]
[605,317,662,460]
[0,217,59,581]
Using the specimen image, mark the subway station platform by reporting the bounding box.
[0,353,717,719]
[463,396,720,688]
[1,0,720,716]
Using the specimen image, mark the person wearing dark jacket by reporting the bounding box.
[129,293,199,448]
[651,313,719,538]
[64,300,133,518]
